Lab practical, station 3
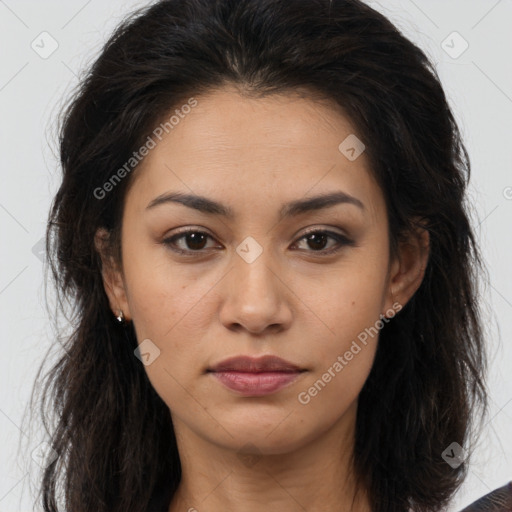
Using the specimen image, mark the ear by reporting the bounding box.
[382,218,430,316]
[94,227,132,322]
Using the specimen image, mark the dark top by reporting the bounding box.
[459,481,512,512]
[148,480,512,511]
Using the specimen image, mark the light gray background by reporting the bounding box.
[0,1,511,511]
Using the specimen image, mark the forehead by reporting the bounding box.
[126,86,384,223]
[162,86,358,155]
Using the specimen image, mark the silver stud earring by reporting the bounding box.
[115,309,125,323]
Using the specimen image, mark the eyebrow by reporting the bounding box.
[145,190,365,220]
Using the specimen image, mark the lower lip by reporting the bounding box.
[210,371,302,396]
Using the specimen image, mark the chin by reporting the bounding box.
[209,416,314,455]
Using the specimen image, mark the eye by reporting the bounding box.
[162,228,218,255]
[292,229,355,255]
[162,227,354,256]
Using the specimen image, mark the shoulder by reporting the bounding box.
[459,481,512,512]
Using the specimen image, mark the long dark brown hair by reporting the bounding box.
[24,0,490,510]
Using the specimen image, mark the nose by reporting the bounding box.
[218,250,293,335]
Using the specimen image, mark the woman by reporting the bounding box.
[30,0,511,511]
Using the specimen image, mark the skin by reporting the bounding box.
[96,85,429,512]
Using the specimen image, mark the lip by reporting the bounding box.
[208,355,303,373]
[207,355,306,396]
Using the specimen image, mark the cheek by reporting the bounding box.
[295,276,384,420]
[307,261,388,339]
[122,236,189,330]
[123,256,214,410]
[299,251,388,396]
[122,244,218,372]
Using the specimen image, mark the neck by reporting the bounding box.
[167,401,371,512]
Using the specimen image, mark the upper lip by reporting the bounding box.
[208,355,303,373]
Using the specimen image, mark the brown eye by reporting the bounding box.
[293,230,355,255]
[163,229,217,254]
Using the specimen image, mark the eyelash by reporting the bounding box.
[162,227,355,256]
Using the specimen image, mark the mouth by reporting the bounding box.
[207,355,307,396]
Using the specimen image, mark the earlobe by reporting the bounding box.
[383,223,430,316]
[94,228,132,322]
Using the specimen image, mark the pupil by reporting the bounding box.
[187,232,206,250]
[307,233,327,250]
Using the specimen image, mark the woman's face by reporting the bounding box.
[98,85,426,456]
